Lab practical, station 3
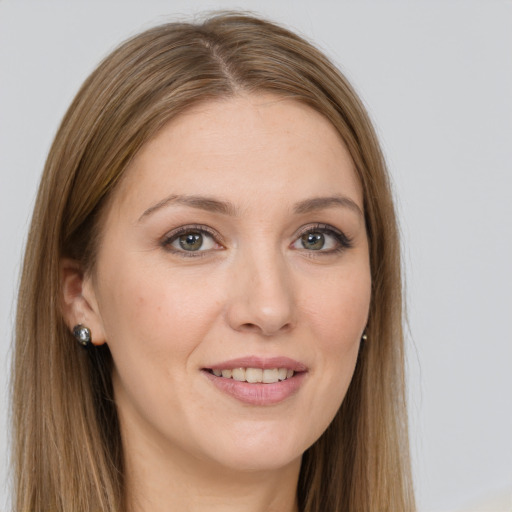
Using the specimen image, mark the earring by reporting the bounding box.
[361,332,368,341]
[73,324,93,348]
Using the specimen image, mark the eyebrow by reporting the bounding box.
[138,194,238,221]
[138,194,363,221]
[293,196,363,218]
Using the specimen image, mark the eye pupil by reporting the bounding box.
[301,232,325,250]
[179,233,203,251]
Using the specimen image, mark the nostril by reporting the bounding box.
[239,321,292,337]
[225,283,296,336]
[240,323,258,331]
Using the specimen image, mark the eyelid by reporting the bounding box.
[160,222,353,257]
[161,224,225,256]
[291,223,353,252]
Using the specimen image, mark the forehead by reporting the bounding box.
[110,93,362,218]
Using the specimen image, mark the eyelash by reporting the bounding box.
[161,224,222,258]
[161,223,353,258]
[294,223,353,254]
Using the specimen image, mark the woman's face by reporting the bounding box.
[83,94,371,473]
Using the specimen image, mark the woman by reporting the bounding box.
[12,12,415,512]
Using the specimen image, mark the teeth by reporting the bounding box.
[245,368,263,383]
[277,368,288,381]
[211,367,295,383]
[263,368,279,383]
[232,368,246,381]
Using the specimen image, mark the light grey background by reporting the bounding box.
[1,1,511,511]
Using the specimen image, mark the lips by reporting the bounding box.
[207,356,307,372]
[203,356,307,405]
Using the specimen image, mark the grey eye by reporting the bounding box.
[178,233,203,251]
[292,228,342,252]
[300,232,325,250]
[169,231,217,252]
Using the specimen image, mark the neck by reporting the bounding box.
[124,434,301,512]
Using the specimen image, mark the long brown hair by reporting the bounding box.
[13,12,415,511]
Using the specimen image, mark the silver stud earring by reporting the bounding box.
[73,324,93,348]
[361,332,368,342]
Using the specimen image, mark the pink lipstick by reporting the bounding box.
[202,356,307,406]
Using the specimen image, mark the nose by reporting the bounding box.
[225,250,296,337]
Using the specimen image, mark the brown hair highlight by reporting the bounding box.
[13,12,415,512]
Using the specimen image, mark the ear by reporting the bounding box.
[60,258,106,346]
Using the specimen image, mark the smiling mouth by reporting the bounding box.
[205,367,297,384]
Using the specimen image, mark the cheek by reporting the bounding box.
[302,266,371,349]
[95,261,227,436]
[298,265,371,434]
[96,259,225,365]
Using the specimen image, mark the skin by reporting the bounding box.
[62,93,371,512]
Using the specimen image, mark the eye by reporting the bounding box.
[291,224,352,253]
[162,226,223,255]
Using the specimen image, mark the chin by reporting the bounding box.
[194,423,312,474]
[210,447,303,474]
